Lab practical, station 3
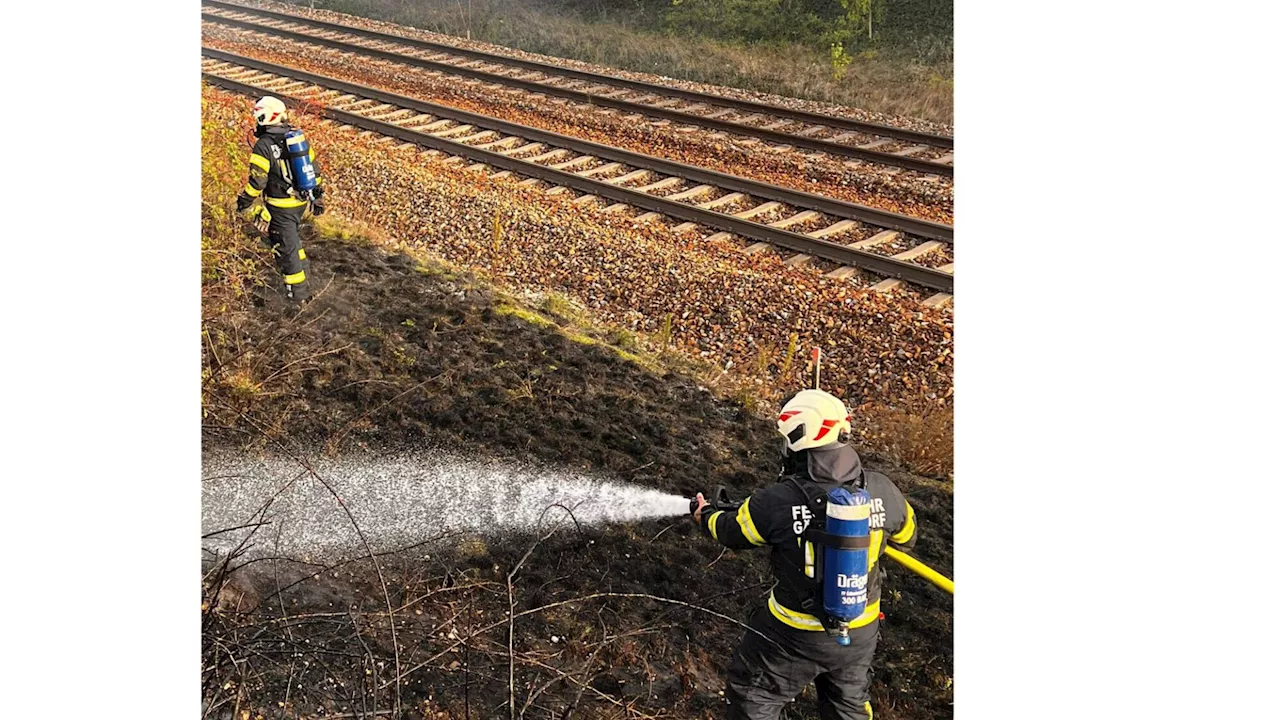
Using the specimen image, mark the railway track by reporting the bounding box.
[202,0,954,178]
[203,49,954,300]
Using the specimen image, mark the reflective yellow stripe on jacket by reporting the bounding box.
[266,196,310,208]
[707,511,724,542]
[736,498,766,546]
[248,153,271,172]
[890,502,916,545]
[768,591,880,631]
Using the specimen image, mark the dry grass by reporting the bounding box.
[307,0,953,124]
[312,212,387,244]
[200,94,271,307]
[857,399,953,478]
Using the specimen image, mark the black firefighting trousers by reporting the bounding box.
[726,607,879,720]
[266,204,310,300]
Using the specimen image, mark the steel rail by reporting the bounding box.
[204,48,951,244]
[202,3,953,176]
[202,54,953,292]
[205,1,951,148]
[201,11,950,176]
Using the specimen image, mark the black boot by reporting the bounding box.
[285,281,312,306]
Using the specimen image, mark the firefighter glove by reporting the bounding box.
[239,205,272,223]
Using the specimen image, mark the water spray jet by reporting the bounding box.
[202,450,691,561]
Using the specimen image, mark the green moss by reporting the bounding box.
[616,349,654,368]
[541,292,589,324]
[313,214,382,246]
[606,327,641,351]
[495,303,555,328]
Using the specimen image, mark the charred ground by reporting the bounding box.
[202,229,953,719]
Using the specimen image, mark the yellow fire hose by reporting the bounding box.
[884,546,954,595]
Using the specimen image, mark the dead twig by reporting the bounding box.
[706,546,728,568]
[257,342,353,386]
[202,520,272,539]
[559,612,610,720]
[350,609,379,719]
[506,508,565,720]
[649,522,678,542]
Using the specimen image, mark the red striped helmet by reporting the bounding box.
[777,389,851,452]
[253,96,287,126]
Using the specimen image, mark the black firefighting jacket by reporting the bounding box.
[235,124,323,212]
[699,443,917,631]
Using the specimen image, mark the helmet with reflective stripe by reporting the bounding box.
[253,96,287,126]
[777,389,851,452]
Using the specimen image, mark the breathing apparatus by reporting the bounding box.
[283,129,319,197]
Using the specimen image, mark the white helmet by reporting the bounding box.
[777,389,851,452]
[253,96,287,126]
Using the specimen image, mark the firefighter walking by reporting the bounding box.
[692,389,918,720]
[235,96,326,305]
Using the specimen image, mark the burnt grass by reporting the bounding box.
[202,229,953,719]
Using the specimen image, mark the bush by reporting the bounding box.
[856,396,953,478]
[201,88,271,306]
[662,0,829,45]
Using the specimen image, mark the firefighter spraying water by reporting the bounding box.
[688,349,951,720]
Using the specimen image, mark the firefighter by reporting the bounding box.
[691,389,918,720]
[235,96,326,305]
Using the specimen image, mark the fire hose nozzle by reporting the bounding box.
[690,486,741,515]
